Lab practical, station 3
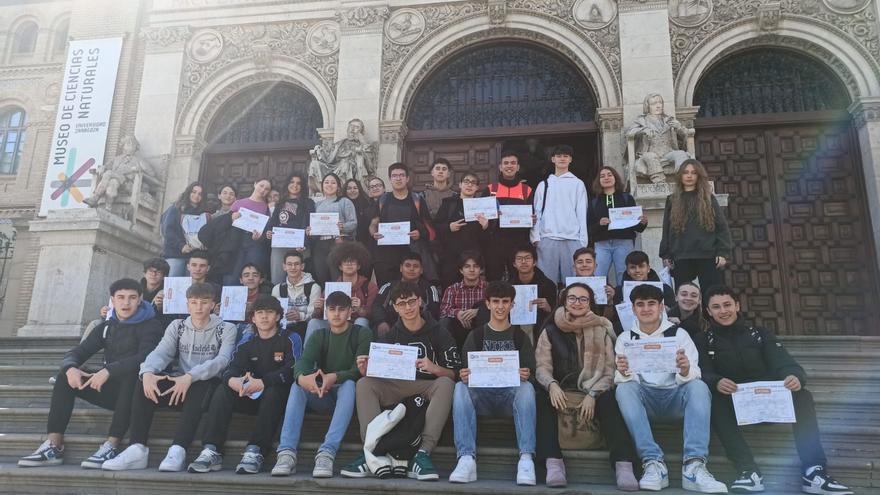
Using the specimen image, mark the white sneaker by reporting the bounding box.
[516,454,536,486]
[449,455,477,483]
[640,460,670,491]
[102,444,149,471]
[683,461,728,493]
[158,445,187,472]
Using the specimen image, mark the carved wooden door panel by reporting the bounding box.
[696,123,880,335]
[201,149,310,199]
[404,139,501,191]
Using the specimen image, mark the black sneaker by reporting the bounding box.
[81,441,119,469]
[802,467,854,495]
[18,440,64,467]
[407,451,439,481]
[730,470,764,493]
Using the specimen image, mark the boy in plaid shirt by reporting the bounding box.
[439,251,487,347]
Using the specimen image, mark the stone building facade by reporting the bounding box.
[1,0,879,336]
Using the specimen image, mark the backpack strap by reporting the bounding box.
[663,326,679,338]
[303,282,316,299]
[279,282,289,299]
[539,178,549,214]
[471,325,485,352]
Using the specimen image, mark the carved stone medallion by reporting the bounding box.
[307,21,340,56]
[668,0,713,28]
[385,8,426,45]
[822,0,870,15]
[186,28,223,63]
[573,0,618,30]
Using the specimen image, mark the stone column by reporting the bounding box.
[596,107,624,171]
[17,209,162,337]
[849,96,880,270]
[378,120,407,178]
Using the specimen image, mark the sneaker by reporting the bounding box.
[102,443,149,471]
[18,440,64,467]
[158,445,187,472]
[235,446,263,474]
[730,471,764,493]
[340,454,370,478]
[640,460,670,491]
[802,467,853,495]
[271,449,297,477]
[449,455,477,483]
[545,458,567,488]
[81,441,118,469]
[516,454,536,486]
[312,451,334,478]
[187,447,223,473]
[615,461,640,492]
[407,450,439,481]
[682,461,728,493]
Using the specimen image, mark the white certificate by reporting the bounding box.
[608,206,643,230]
[565,276,608,305]
[276,297,289,328]
[623,281,665,304]
[732,381,797,426]
[219,286,248,321]
[377,221,411,246]
[310,212,340,236]
[232,207,270,234]
[106,298,114,321]
[499,205,533,228]
[271,227,305,248]
[616,302,636,333]
[621,337,679,374]
[324,281,352,297]
[462,197,498,222]
[162,277,192,315]
[511,284,538,325]
[467,351,520,388]
[366,342,419,381]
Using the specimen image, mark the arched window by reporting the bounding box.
[52,18,69,55]
[694,49,851,118]
[11,21,39,55]
[0,107,27,175]
[407,43,596,131]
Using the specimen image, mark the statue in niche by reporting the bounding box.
[84,135,161,210]
[623,93,693,184]
[307,119,377,194]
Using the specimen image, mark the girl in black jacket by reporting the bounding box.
[265,172,315,285]
[587,166,646,286]
[160,181,209,276]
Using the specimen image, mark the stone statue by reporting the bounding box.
[307,118,377,194]
[623,93,692,184]
[84,135,160,209]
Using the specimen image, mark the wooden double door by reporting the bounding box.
[201,147,311,199]
[696,117,880,335]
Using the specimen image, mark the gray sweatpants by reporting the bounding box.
[537,238,582,284]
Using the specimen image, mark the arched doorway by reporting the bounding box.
[404,42,598,190]
[200,82,322,198]
[693,48,880,335]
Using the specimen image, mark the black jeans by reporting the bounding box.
[672,258,724,300]
[373,246,410,287]
[201,383,290,455]
[128,377,218,448]
[711,389,827,472]
[47,371,138,439]
[535,387,638,468]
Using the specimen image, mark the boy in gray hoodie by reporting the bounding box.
[102,282,236,472]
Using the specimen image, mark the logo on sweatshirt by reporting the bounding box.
[274,352,284,362]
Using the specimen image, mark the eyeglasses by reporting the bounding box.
[393,298,420,308]
[461,179,479,186]
[369,184,384,189]
[390,174,407,179]
[514,256,533,262]
[566,295,591,304]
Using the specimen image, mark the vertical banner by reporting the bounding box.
[39,38,124,216]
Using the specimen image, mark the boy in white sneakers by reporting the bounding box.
[101,282,236,472]
[614,284,727,493]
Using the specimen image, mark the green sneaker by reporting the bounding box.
[340,454,370,478]
[408,451,439,481]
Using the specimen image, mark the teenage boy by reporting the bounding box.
[239,263,273,309]
[435,172,489,288]
[483,151,534,281]
[530,145,588,285]
[439,251,487,348]
[370,162,436,286]
[614,284,726,493]
[449,281,537,486]
[696,286,852,495]
[188,295,299,475]
[423,157,455,219]
[492,245,556,342]
[18,279,163,469]
[271,250,322,339]
[612,250,676,308]
[371,252,441,336]
[272,291,372,478]
[571,247,616,307]
[154,250,220,325]
[97,258,169,321]
[342,281,460,481]
[102,283,236,472]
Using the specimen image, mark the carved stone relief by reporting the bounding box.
[668,0,713,28]
[307,21,340,55]
[186,29,223,63]
[337,6,390,30]
[573,0,617,29]
[385,9,426,44]
[822,0,871,15]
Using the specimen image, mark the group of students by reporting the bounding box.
[16,146,853,495]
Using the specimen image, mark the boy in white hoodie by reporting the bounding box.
[614,284,726,494]
[530,145,588,285]
[102,282,236,472]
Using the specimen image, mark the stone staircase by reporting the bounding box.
[0,335,877,494]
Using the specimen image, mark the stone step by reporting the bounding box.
[0,434,875,492]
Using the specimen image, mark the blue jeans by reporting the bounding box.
[452,381,536,458]
[166,257,187,277]
[615,380,711,464]
[304,318,371,345]
[595,239,634,286]
[277,380,357,456]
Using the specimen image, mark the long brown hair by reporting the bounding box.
[591,166,625,196]
[670,159,715,233]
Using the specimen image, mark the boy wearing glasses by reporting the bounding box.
[435,172,490,288]
[343,281,461,481]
